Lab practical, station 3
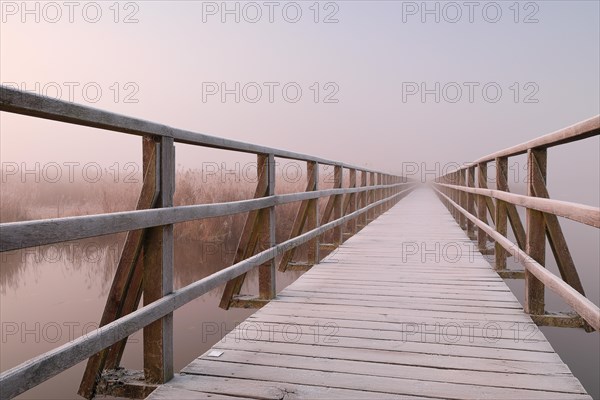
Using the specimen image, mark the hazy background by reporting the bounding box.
[1,0,599,399]
[1,0,599,171]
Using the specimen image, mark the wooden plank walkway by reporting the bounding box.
[147,188,590,400]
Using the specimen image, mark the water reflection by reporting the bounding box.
[0,232,304,399]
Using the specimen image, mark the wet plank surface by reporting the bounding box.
[147,188,590,399]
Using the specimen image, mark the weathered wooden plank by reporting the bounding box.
[147,188,591,400]
[150,374,420,400]
[195,349,585,393]
[243,312,548,344]
[182,360,589,400]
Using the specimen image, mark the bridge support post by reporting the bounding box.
[358,170,368,229]
[333,165,344,246]
[347,168,357,236]
[307,161,320,265]
[458,169,467,230]
[525,148,546,315]
[368,171,376,222]
[495,157,508,270]
[143,135,175,384]
[477,163,489,251]
[259,153,276,299]
[451,172,459,222]
[377,173,383,217]
[466,166,476,239]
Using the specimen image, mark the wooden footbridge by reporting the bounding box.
[0,87,599,399]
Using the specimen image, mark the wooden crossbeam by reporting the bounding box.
[495,159,527,250]
[477,164,496,224]
[219,155,270,309]
[530,313,588,329]
[318,166,343,254]
[277,162,318,272]
[529,154,585,297]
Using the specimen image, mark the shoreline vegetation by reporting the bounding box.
[0,166,340,293]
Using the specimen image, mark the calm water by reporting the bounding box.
[0,237,302,400]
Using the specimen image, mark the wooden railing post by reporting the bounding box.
[143,136,174,384]
[306,161,320,264]
[458,169,467,229]
[495,157,508,270]
[466,166,476,238]
[343,168,357,240]
[333,165,343,246]
[385,175,392,211]
[477,163,489,251]
[258,154,276,299]
[376,173,383,217]
[525,149,546,315]
[368,171,375,221]
[359,170,368,229]
[453,172,460,222]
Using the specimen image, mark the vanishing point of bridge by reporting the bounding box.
[0,87,598,399]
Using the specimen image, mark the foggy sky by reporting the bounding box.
[1,1,599,182]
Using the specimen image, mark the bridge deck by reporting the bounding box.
[147,189,590,399]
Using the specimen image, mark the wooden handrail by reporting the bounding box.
[436,182,600,228]
[435,117,599,332]
[435,188,600,331]
[0,183,408,252]
[440,115,599,174]
[473,115,599,164]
